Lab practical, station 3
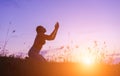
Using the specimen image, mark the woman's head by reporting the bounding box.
[36,25,46,34]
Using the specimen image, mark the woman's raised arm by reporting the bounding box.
[45,22,59,40]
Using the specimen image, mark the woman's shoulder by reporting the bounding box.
[37,34,46,38]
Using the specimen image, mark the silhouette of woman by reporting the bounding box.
[28,22,59,62]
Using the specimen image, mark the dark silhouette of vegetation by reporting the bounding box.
[0,55,120,76]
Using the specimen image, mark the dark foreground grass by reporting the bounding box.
[0,56,120,76]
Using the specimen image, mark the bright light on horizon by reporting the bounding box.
[81,55,95,65]
[82,57,93,65]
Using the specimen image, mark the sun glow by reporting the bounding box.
[81,56,94,65]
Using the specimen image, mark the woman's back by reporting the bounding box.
[32,34,46,51]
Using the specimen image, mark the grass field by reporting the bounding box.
[0,56,120,76]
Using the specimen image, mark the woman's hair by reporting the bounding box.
[36,25,46,34]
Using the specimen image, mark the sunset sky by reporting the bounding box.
[0,0,120,59]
